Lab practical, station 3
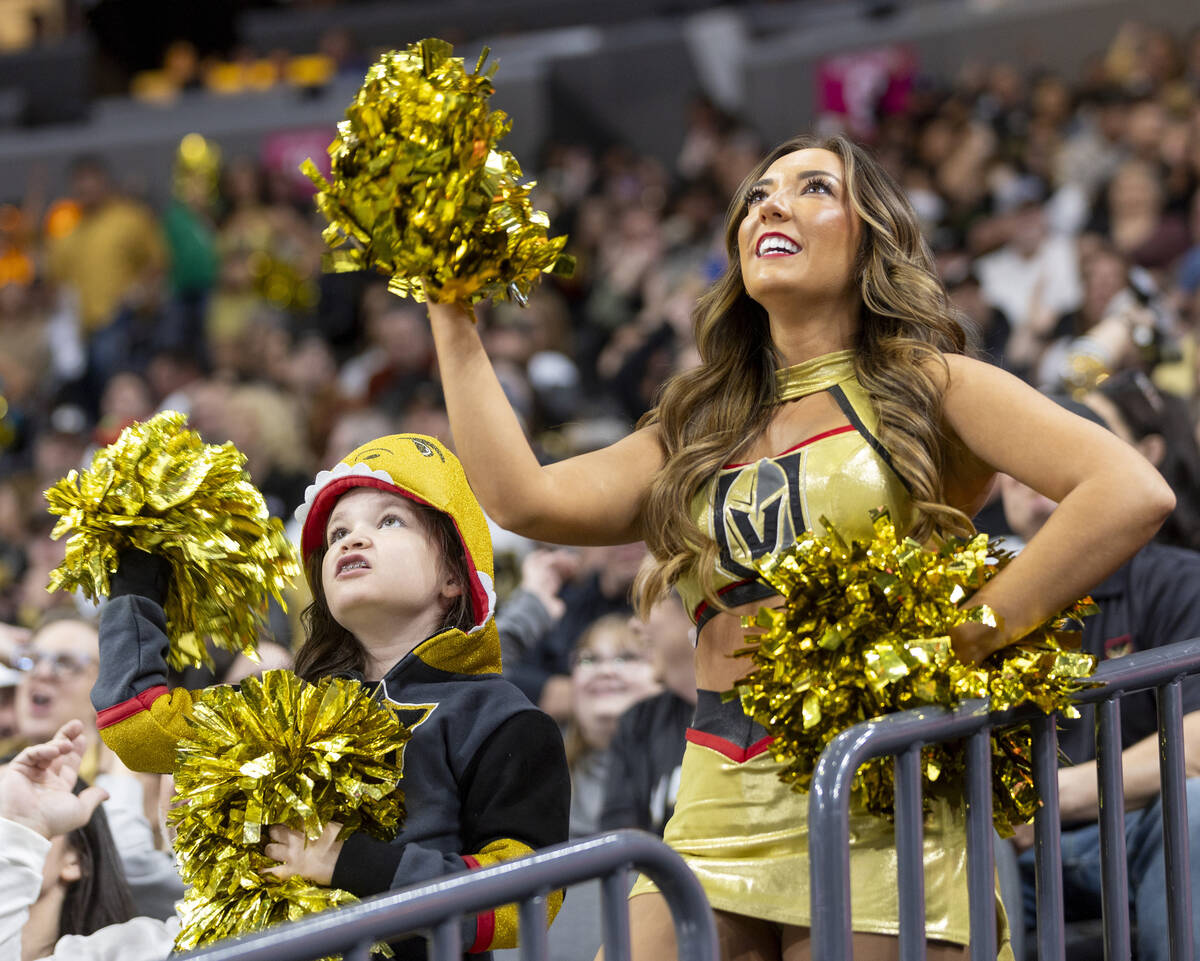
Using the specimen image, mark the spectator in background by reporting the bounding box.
[189,381,312,520]
[0,276,52,450]
[998,461,1200,961]
[93,370,154,447]
[521,614,661,961]
[498,542,645,722]
[12,617,102,769]
[0,720,177,961]
[1023,243,1131,388]
[1088,158,1191,270]
[1055,85,1129,206]
[276,331,344,464]
[144,347,204,415]
[207,155,321,373]
[1084,369,1200,551]
[601,593,696,837]
[564,614,661,838]
[943,264,1012,371]
[46,155,166,394]
[161,138,221,364]
[14,514,71,629]
[321,407,396,470]
[8,614,186,920]
[0,658,19,746]
[974,179,1083,333]
[0,484,32,624]
[338,297,436,415]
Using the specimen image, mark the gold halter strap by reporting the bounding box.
[774,349,857,403]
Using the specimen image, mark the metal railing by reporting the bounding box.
[809,636,1200,961]
[174,829,718,961]
[171,639,1199,961]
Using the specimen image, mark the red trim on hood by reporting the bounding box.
[301,477,489,630]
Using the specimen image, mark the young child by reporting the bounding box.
[89,433,571,958]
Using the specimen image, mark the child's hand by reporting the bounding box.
[262,820,344,886]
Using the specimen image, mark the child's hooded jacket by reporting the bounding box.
[90,434,570,956]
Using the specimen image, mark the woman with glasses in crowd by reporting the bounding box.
[6,617,184,922]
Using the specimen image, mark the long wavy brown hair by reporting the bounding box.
[294,501,475,682]
[635,134,972,614]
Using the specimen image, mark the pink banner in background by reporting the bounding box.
[261,127,334,200]
[816,45,916,138]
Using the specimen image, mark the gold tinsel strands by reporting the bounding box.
[302,38,574,307]
[170,670,410,954]
[44,410,299,670]
[733,511,1099,836]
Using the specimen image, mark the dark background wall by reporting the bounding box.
[0,0,1194,205]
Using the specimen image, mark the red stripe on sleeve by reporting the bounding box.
[96,685,169,730]
[468,910,495,953]
[686,728,774,763]
[462,855,495,953]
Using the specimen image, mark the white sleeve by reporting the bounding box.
[0,817,179,961]
[0,818,50,961]
[95,775,184,918]
[48,916,178,961]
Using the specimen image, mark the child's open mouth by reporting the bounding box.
[336,553,369,575]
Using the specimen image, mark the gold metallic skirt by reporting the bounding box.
[631,739,1012,956]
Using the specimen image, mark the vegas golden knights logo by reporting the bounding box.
[712,451,807,582]
[386,702,437,773]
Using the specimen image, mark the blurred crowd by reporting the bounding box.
[1,15,1200,959]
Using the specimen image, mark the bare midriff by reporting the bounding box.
[693,594,785,692]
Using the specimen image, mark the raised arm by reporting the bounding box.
[428,301,663,545]
[90,551,197,774]
[937,354,1175,663]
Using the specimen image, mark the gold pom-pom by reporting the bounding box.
[170,670,410,953]
[44,410,300,670]
[302,38,574,307]
[733,510,1098,835]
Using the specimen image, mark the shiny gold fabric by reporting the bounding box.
[774,347,857,401]
[659,350,1014,954]
[675,350,912,621]
[630,742,1013,956]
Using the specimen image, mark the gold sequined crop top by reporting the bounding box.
[676,350,914,632]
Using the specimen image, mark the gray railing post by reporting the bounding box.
[430,918,462,961]
[809,722,871,960]
[1096,696,1131,961]
[809,638,1200,961]
[1157,680,1194,961]
[1031,713,1065,961]
[601,867,633,961]
[810,702,1016,961]
[894,744,926,961]
[518,893,550,961]
[964,726,997,961]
